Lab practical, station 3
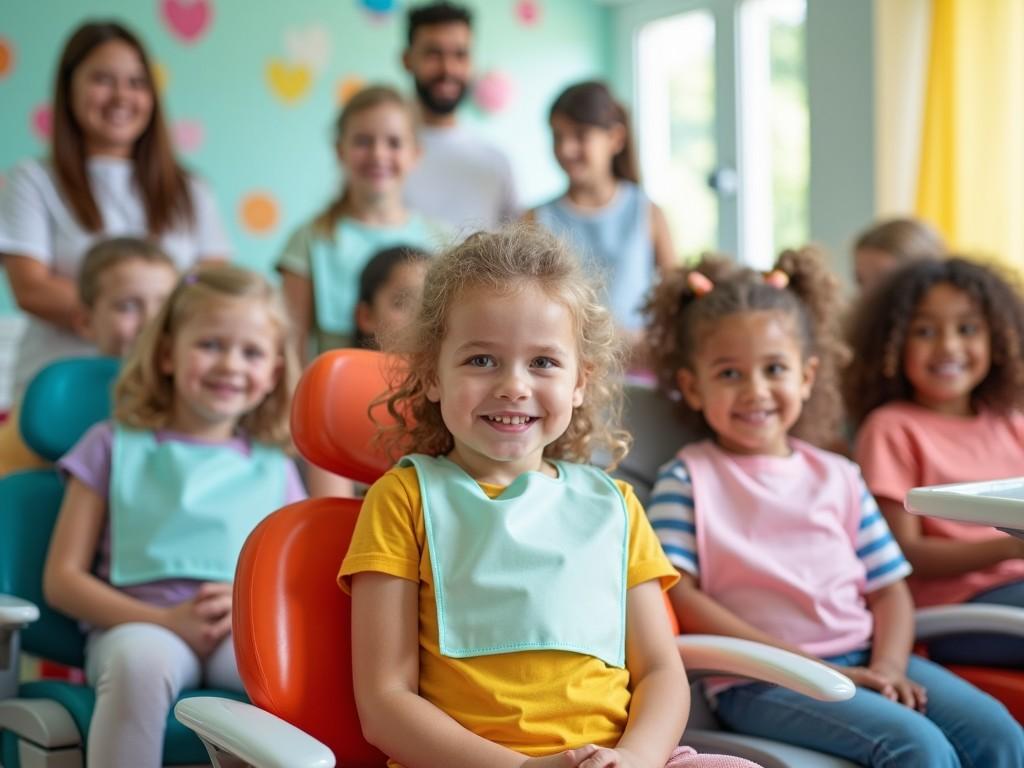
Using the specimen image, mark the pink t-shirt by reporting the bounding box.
[855,401,1024,606]
[662,439,909,658]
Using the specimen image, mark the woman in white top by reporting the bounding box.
[0,20,229,398]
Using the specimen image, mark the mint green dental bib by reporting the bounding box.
[402,454,629,668]
[310,216,438,336]
[109,425,287,586]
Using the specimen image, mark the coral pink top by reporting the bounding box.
[855,401,1024,606]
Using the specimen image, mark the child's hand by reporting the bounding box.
[162,581,233,657]
[521,745,643,768]
[837,663,927,711]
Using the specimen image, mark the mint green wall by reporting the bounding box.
[0,0,611,314]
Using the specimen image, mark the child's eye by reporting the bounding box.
[532,357,558,369]
[959,322,980,335]
[910,325,935,339]
[113,298,142,314]
[244,346,267,361]
[197,338,223,351]
[715,368,741,380]
[466,355,495,368]
[766,363,788,376]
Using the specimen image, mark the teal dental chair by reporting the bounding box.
[0,357,244,768]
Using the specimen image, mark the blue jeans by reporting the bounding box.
[927,579,1024,667]
[714,651,1024,767]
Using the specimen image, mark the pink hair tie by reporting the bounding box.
[687,271,714,297]
[764,269,790,289]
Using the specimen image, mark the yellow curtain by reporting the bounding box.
[916,0,1024,264]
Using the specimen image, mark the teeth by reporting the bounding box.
[488,415,530,425]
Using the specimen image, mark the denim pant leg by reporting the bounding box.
[714,677,958,768]
[927,579,1024,667]
[903,654,1024,767]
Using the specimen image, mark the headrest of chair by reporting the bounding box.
[290,349,401,485]
[21,357,120,461]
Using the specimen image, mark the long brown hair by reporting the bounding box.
[314,85,416,238]
[52,20,193,234]
[549,81,639,184]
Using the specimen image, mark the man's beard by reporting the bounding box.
[414,75,468,116]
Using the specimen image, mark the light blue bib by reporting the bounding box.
[310,215,440,335]
[402,454,629,667]
[535,182,653,331]
[109,425,287,586]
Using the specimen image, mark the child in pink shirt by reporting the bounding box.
[847,256,1024,668]
[644,249,1024,767]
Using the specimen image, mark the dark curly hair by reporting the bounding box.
[844,256,1024,426]
[644,246,849,448]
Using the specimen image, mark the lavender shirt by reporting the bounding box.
[59,421,306,608]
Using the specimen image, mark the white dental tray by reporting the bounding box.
[906,477,1024,535]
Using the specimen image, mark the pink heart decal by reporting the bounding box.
[161,0,213,44]
[473,71,514,114]
[172,119,204,153]
[31,104,52,142]
[515,0,542,26]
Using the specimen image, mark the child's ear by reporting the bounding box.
[355,301,376,336]
[73,304,94,342]
[676,368,703,411]
[572,366,589,408]
[426,376,441,403]
[800,355,819,401]
[609,122,628,155]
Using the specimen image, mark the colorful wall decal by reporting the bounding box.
[358,0,398,15]
[0,38,13,80]
[473,71,514,114]
[515,0,541,27]
[266,59,312,104]
[336,75,366,105]
[284,24,331,74]
[31,105,52,142]
[160,0,213,43]
[172,119,204,153]
[239,191,280,235]
[152,61,170,93]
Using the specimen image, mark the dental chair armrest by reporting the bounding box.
[915,604,1024,640]
[0,595,39,628]
[677,635,855,701]
[174,696,335,768]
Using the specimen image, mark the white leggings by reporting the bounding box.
[84,622,243,768]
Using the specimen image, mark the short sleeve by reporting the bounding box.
[338,467,421,593]
[57,420,115,499]
[853,471,912,591]
[0,159,54,263]
[617,479,680,592]
[276,223,316,278]
[497,153,520,224]
[187,175,232,258]
[854,410,921,503]
[646,458,699,577]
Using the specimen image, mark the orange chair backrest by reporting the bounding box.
[234,350,397,767]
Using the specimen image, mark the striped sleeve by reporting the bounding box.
[854,475,912,592]
[646,458,699,577]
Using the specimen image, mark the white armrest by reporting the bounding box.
[678,635,855,702]
[915,604,1024,640]
[174,697,335,768]
[0,595,39,628]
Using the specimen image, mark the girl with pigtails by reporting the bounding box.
[642,248,1024,767]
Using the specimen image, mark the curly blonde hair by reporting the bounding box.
[114,263,300,448]
[378,224,631,468]
[644,246,850,448]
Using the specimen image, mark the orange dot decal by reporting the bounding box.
[0,38,13,80]
[153,62,170,93]
[336,75,365,105]
[239,192,279,235]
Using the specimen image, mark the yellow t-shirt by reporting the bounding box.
[338,464,679,763]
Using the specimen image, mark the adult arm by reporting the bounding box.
[650,204,676,274]
[878,496,1024,578]
[280,270,313,364]
[4,254,80,331]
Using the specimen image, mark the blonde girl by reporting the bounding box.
[643,250,1024,767]
[528,81,675,346]
[852,217,945,292]
[847,257,1024,669]
[44,264,305,768]
[340,225,759,768]
[277,85,445,362]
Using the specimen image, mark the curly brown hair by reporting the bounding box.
[644,246,849,448]
[378,224,631,468]
[114,263,300,448]
[844,256,1024,426]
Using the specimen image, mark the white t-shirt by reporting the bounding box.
[0,157,230,396]
[404,124,518,235]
